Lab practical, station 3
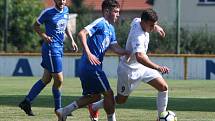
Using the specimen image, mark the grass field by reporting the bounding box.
[0,77,215,121]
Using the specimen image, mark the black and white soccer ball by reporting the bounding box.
[159,110,177,121]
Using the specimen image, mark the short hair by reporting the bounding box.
[141,8,158,22]
[102,0,120,12]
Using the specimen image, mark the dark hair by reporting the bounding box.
[141,8,158,22]
[102,0,120,12]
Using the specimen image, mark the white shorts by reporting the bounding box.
[117,61,162,96]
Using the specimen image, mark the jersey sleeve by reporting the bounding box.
[64,6,69,21]
[37,9,48,25]
[84,18,103,37]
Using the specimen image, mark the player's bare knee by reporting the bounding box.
[115,95,128,104]
[52,79,63,89]
[41,78,51,85]
[159,84,168,92]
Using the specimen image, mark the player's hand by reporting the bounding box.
[157,66,170,74]
[87,53,101,65]
[154,24,165,38]
[125,51,131,63]
[42,34,52,43]
[71,42,78,52]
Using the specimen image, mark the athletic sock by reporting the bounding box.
[26,79,46,102]
[63,101,79,115]
[92,99,104,111]
[107,113,116,121]
[52,86,61,110]
[156,91,168,116]
[92,95,117,111]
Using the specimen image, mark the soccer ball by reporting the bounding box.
[159,110,177,121]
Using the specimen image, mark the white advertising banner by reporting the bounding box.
[0,54,215,80]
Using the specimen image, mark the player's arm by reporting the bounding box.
[109,43,129,56]
[153,24,165,38]
[135,52,170,74]
[78,29,101,65]
[33,21,52,43]
[65,26,78,52]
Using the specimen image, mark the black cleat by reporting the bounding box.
[19,99,35,116]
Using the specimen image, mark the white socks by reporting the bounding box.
[156,91,168,116]
[92,99,104,111]
[107,113,116,121]
[63,101,79,115]
[93,91,168,117]
[92,99,116,121]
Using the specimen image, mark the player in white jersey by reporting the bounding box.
[90,8,169,120]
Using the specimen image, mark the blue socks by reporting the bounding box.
[25,79,62,110]
[25,79,46,102]
[52,87,61,110]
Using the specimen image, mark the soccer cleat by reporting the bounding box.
[18,99,35,116]
[55,108,67,121]
[88,104,99,121]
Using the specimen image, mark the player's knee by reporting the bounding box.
[159,84,168,92]
[52,79,63,89]
[41,78,51,85]
[115,95,128,104]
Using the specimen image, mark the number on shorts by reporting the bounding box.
[121,86,125,93]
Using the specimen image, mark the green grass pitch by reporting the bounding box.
[0,77,215,121]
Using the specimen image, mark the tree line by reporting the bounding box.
[0,0,214,54]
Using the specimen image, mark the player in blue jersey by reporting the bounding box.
[56,0,129,121]
[18,0,78,118]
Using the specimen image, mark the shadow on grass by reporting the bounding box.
[0,95,215,112]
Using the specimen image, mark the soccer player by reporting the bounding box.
[18,0,78,118]
[89,8,169,120]
[55,0,129,121]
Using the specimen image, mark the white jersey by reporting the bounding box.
[117,18,162,96]
[121,18,150,69]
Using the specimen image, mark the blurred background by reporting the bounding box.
[1,1,215,120]
[0,0,215,80]
[1,0,215,54]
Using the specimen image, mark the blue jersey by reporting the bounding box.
[37,6,69,47]
[79,17,117,95]
[37,6,69,73]
[82,17,117,63]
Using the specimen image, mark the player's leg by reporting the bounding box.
[115,62,141,104]
[140,66,168,119]
[87,69,116,121]
[87,95,101,121]
[52,72,63,115]
[89,62,134,112]
[147,77,168,117]
[102,89,116,121]
[19,69,51,116]
[47,53,65,118]
[56,94,101,121]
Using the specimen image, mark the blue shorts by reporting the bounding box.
[41,45,63,73]
[79,64,111,95]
